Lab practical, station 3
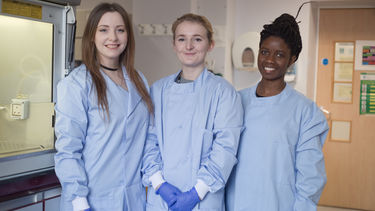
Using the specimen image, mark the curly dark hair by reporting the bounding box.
[259,13,302,61]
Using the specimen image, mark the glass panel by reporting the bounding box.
[334,62,353,82]
[331,120,351,142]
[0,15,54,158]
[335,42,354,62]
[333,82,352,103]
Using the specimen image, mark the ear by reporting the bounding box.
[288,55,297,67]
[208,40,215,52]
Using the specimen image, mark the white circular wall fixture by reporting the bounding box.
[232,32,260,71]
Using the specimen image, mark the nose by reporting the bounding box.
[186,40,193,50]
[264,54,275,63]
[109,29,118,41]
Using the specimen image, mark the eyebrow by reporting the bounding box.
[260,47,285,52]
[176,34,204,37]
[97,24,125,28]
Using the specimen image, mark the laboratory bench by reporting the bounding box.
[0,170,61,211]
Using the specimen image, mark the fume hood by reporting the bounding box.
[0,0,79,181]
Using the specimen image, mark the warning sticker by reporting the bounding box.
[2,0,42,20]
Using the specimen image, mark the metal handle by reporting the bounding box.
[319,106,331,120]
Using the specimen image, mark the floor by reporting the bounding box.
[318,206,363,211]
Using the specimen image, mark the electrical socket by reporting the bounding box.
[10,98,29,120]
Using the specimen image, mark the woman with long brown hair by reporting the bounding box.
[54,3,152,211]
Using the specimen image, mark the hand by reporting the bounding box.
[170,187,200,211]
[156,182,182,207]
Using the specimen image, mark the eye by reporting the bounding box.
[98,28,107,32]
[117,28,126,33]
[194,37,202,42]
[260,49,268,56]
[276,52,285,58]
[177,37,185,42]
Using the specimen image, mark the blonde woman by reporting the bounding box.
[142,13,243,211]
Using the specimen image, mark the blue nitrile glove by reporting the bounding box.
[156,182,182,207]
[170,187,200,211]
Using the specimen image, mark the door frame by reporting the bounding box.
[311,2,375,209]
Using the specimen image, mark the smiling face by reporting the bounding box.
[258,36,296,82]
[173,21,214,71]
[94,11,127,66]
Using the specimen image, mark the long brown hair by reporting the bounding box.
[82,3,153,117]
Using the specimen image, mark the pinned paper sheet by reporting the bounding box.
[331,120,351,142]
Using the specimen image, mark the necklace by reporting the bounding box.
[100,64,119,71]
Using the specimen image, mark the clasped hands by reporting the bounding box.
[156,182,200,211]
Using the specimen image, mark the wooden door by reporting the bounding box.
[316,8,375,210]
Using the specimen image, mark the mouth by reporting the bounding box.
[264,66,275,73]
[105,44,120,49]
[184,52,196,56]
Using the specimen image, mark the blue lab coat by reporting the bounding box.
[54,64,148,211]
[142,69,243,211]
[226,84,329,211]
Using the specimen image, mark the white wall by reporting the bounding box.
[132,0,189,84]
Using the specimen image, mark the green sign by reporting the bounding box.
[360,73,375,114]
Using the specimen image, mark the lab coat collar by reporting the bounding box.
[250,82,292,105]
[122,66,142,117]
[168,68,208,93]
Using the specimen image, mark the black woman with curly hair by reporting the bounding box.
[226,13,329,211]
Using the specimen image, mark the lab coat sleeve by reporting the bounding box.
[197,85,244,193]
[54,76,89,201]
[293,102,329,211]
[141,86,163,187]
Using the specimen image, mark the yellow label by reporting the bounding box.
[2,0,42,19]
